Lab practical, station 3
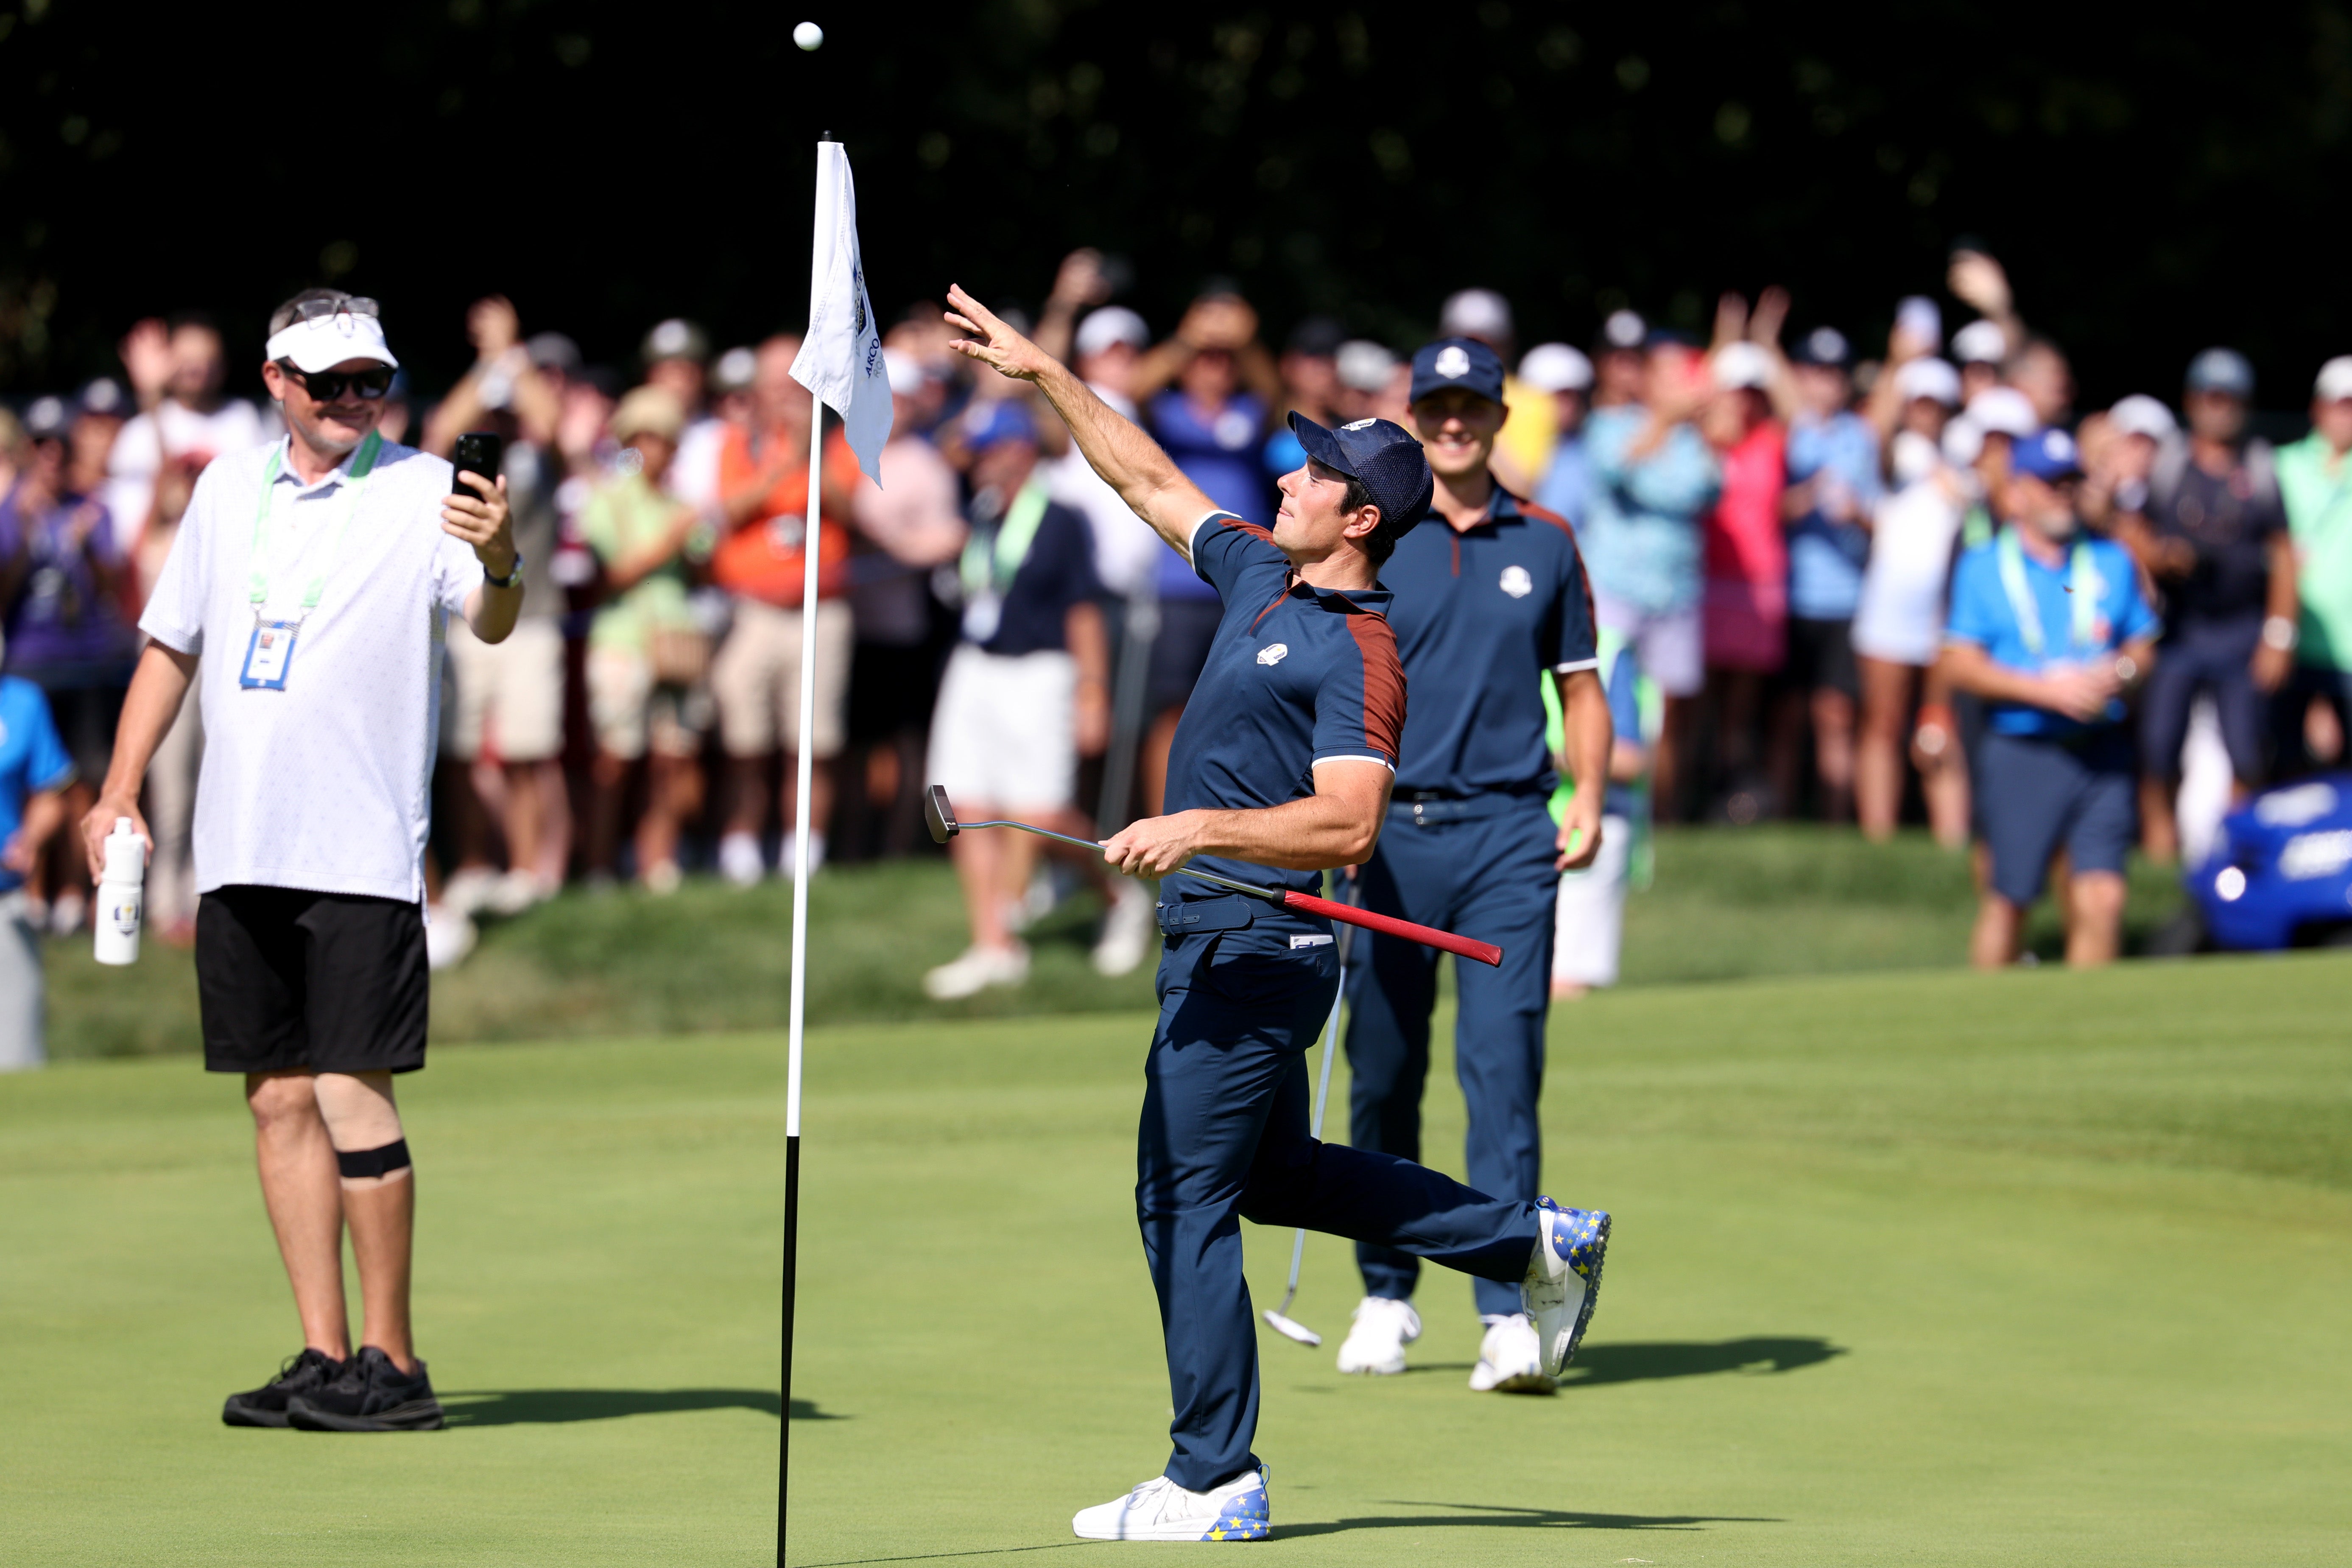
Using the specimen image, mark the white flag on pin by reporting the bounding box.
[791,140,893,485]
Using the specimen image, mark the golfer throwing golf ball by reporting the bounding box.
[947,287,1612,1543]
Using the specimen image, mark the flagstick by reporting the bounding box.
[779,129,835,1568]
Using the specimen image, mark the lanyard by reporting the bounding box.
[248,430,383,618]
[1996,525,2099,657]
[959,478,1051,601]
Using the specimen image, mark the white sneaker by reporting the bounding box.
[441,867,498,919]
[1072,1467,1270,1541]
[1334,1296,1420,1375]
[424,906,478,971]
[48,890,86,936]
[641,860,683,896]
[1091,881,1156,976]
[486,868,543,916]
[718,833,765,887]
[778,831,827,878]
[1468,1313,1554,1393]
[1522,1197,1611,1377]
[922,942,1029,1000]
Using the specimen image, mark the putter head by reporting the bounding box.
[1262,1309,1322,1347]
[924,785,959,844]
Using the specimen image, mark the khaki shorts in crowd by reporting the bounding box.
[443,618,566,763]
[586,647,713,761]
[925,643,1078,811]
[710,598,851,760]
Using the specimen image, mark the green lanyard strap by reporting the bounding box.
[249,430,384,617]
[1995,525,2100,657]
[959,478,1051,602]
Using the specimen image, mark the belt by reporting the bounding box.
[1156,893,1260,936]
[1388,791,1537,826]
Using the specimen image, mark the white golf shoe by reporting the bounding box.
[1073,1467,1270,1541]
[1467,1313,1554,1393]
[1334,1296,1420,1375]
[718,832,765,887]
[1091,881,1156,976]
[1522,1197,1611,1377]
[921,942,1030,1000]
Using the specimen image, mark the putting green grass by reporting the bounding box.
[4,955,2347,1565]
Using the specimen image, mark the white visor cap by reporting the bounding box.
[2313,355,2352,404]
[265,310,398,374]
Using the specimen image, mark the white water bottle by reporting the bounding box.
[95,818,145,967]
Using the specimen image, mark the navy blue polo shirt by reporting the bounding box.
[1163,511,1405,899]
[1382,485,1598,796]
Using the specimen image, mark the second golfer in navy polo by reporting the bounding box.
[1338,337,1614,1394]
[947,288,1611,1542]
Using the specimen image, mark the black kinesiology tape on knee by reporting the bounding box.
[336,1139,412,1179]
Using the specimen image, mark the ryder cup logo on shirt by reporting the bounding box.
[1434,345,1472,379]
[1257,643,1291,666]
[1499,565,1534,598]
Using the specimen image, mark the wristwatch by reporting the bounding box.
[2112,654,2140,685]
[486,551,525,591]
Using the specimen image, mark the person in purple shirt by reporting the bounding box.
[0,394,134,916]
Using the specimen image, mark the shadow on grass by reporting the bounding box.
[1563,1336,1846,1386]
[442,1388,839,1425]
[1280,1502,1782,1537]
[1402,1336,1845,1386]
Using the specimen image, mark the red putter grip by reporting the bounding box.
[1280,890,1505,967]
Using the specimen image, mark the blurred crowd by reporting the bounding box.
[7,242,2352,980]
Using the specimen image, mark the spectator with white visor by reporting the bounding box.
[1852,354,1966,842]
[922,399,1127,1000]
[1940,428,2159,968]
[81,287,527,1431]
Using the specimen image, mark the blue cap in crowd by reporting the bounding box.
[1791,327,1852,368]
[962,397,1038,452]
[2186,347,2254,400]
[1288,411,1434,530]
[2010,427,2084,482]
[1408,337,1506,406]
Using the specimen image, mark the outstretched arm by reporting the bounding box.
[946,285,1218,560]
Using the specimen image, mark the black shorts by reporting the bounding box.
[1784,616,1859,700]
[196,886,429,1075]
[1145,599,1227,717]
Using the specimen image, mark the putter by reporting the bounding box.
[1261,885,1358,1348]
[924,786,1503,966]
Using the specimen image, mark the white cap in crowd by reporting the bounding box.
[1710,341,1774,391]
[2107,394,2179,442]
[2314,355,2352,403]
[1336,339,1399,394]
[1952,319,2008,366]
[1440,288,1514,341]
[882,348,931,397]
[1601,309,1648,350]
[1517,342,1594,393]
[1074,305,1149,361]
[1964,385,2037,437]
[1892,356,1963,407]
[712,345,759,395]
[265,307,398,373]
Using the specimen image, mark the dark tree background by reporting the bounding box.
[5,0,2351,407]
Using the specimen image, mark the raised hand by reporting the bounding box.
[1749,286,1792,347]
[945,285,1057,384]
[1948,250,2013,320]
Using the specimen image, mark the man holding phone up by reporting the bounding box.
[83,289,522,1431]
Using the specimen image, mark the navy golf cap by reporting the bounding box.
[2185,347,2254,400]
[1409,336,1506,406]
[2010,427,2084,481]
[1288,411,1435,528]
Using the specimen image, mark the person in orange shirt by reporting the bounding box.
[710,335,858,882]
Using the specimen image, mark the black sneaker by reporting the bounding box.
[285,1346,446,1432]
[223,1348,346,1428]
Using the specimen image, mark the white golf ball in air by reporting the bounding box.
[793,20,824,49]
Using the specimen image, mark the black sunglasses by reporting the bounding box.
[277,361,394,402]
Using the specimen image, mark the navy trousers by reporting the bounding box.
[1344,794,1559,1319]
[1139,895,1541,1492]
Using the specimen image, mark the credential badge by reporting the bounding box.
[1257,643,1291,666]
[1500,565,1534,599]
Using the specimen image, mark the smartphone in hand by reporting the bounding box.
[451,432,504,500]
